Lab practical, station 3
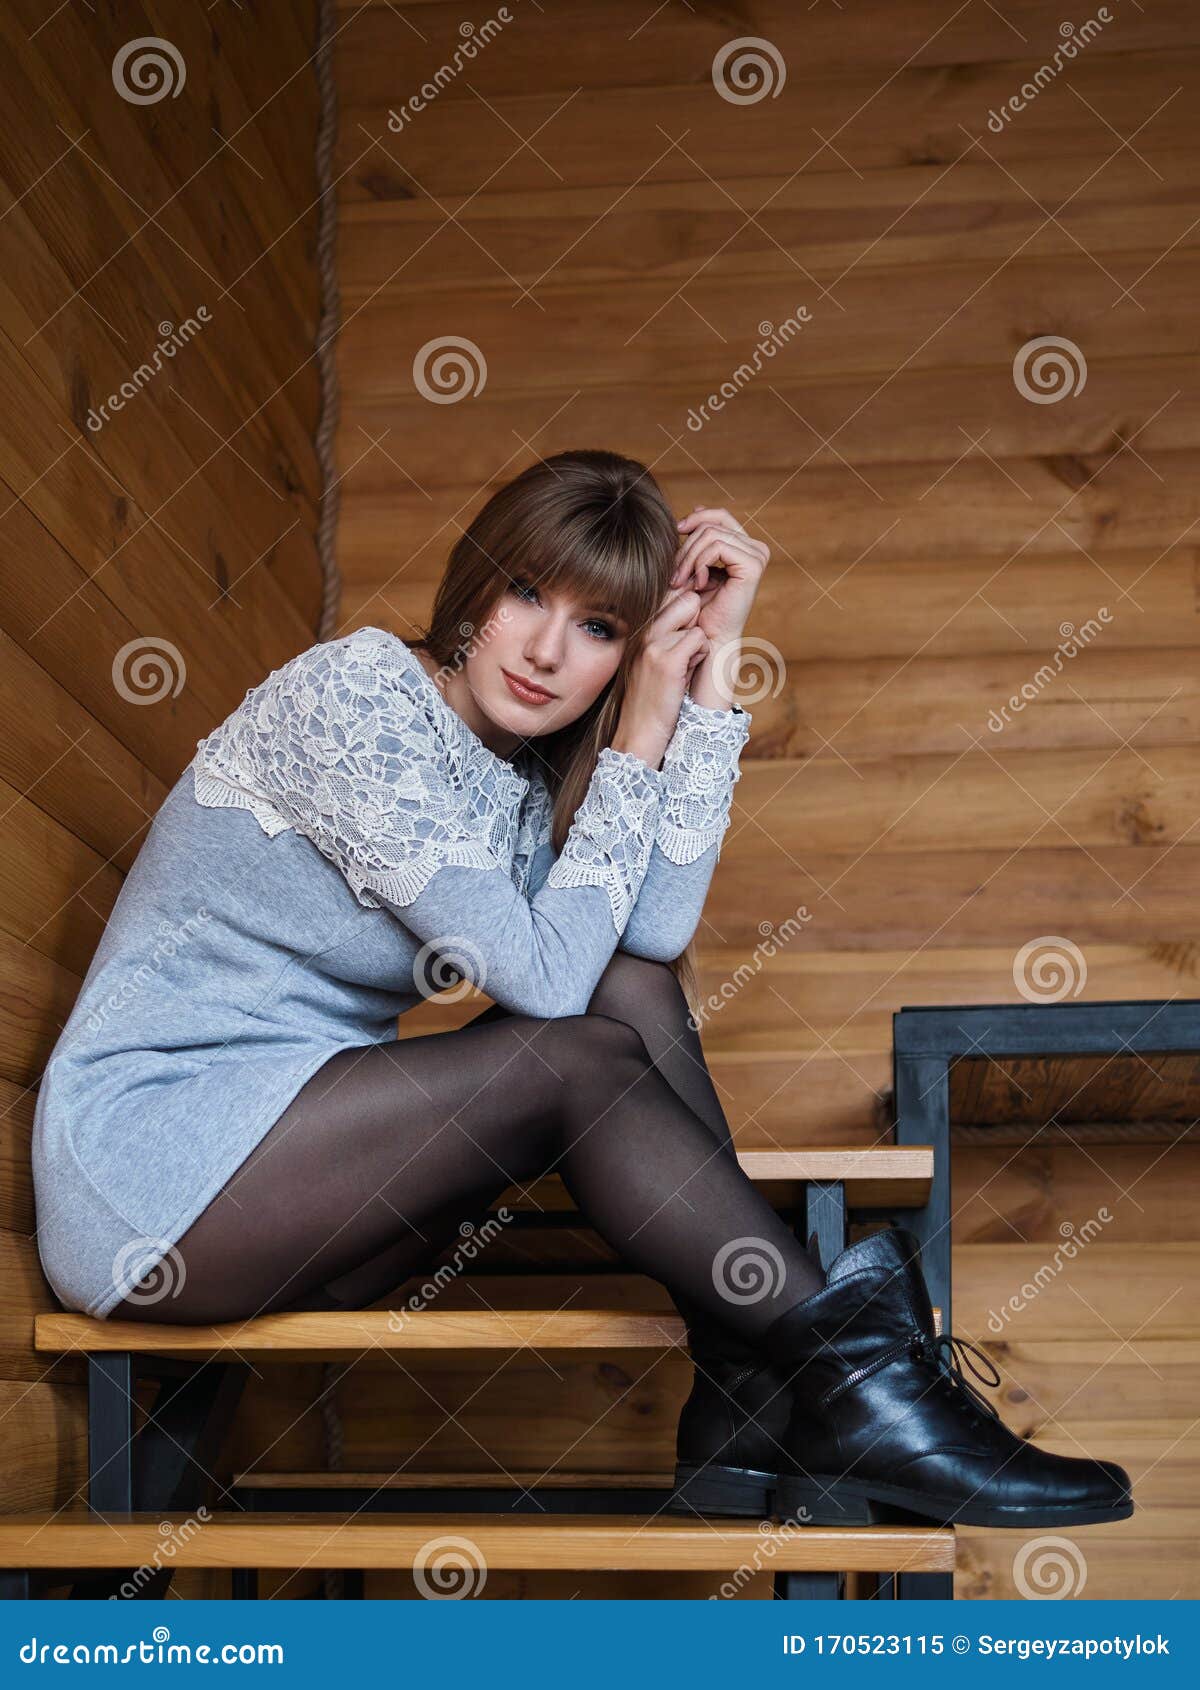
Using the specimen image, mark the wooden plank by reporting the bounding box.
[0,776,124,971]
[956,1244,1199,1341]
[0,1510,955,1573]
[335,8,1198,110]
[957,1532,1195,1601]
[234,1469,672,1489]
[951,1053,1200,1129]
[36,1301,943,1357]
[340,152,1200,300]
[340,355,1200,498]
[338,255,1200,401]
[0,0,320,501]
[497,1148,933,1213]
[340,545,1200,656]
[953,1145,1200,1245]
[0,630,168,868]
[336,60,1198,202]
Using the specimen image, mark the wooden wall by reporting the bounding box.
[0,0,324,1592]
[4,0,1194,1605]
[327,0,1200,1598]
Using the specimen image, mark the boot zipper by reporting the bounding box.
[820,1333,919,1407]
[723,1362,764,1393]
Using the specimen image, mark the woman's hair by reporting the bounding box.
[413,447,701,1015]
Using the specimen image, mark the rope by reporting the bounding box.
[313,0,342,641]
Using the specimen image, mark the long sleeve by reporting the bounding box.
[376,745,663,1017]
[190,626,667,1020]
[525,693,752,964]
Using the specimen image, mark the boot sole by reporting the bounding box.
[666,1462,776,1518]
[776,1474,1134,1530]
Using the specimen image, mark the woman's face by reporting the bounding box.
[456,574,631,755]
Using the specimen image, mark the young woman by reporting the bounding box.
[31,449,1132,1530]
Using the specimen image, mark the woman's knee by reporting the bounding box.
[539,1009,655,1074]
[586,953,683,1027]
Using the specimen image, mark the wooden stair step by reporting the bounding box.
[233,1470,670,1489]
[504,1146,933,1212]
[0,1512,955,1573]
[36,1304,941,1358]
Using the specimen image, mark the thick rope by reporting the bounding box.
[313,0,342,641]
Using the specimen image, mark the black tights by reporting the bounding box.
[110,955,825,1337]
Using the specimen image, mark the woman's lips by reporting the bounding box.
[501,668,557,705]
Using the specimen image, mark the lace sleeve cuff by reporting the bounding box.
[543,746,662,933]
[656,692,752,866]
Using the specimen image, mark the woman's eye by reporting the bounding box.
[510,580,614,639]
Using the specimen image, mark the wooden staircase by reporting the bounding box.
[17,1146,954,1601]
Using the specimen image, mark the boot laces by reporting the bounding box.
[913,1331,1003,1424]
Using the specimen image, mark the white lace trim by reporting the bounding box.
[189,627,663,925]
[655,693,752,864]
[190,627,534,911]
[543,746,662,932]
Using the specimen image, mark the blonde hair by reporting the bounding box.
[413,448,701,1016]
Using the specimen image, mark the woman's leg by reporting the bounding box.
[110,1006,825,1330]
[283,954,729,1313]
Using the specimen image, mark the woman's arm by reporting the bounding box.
[523,692,752,964]
[375,743,664,1019]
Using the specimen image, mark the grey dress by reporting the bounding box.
[31,626,752,1317]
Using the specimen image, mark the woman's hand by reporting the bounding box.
[611,586,711,770]
[670,505,769,708]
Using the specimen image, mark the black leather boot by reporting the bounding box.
[665,1292,794,1518]
[763,1228,1133,1529]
